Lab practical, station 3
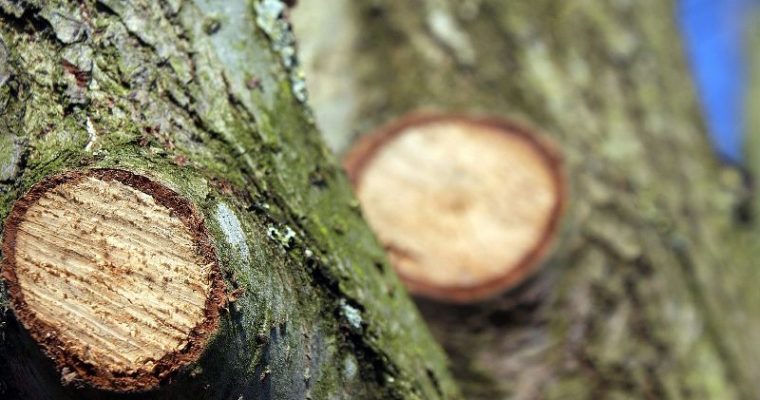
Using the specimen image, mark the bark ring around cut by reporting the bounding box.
[344,114,566,303]
[1,169,226,392]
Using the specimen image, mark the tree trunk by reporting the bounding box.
[0,0,460,399]
[293,1,760,398]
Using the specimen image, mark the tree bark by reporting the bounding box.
[0,0,459,399]
[293,1,760,398]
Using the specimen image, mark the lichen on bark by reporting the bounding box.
[0,0,458,399]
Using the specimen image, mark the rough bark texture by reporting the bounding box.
[293,1,760,398]
[0,0,460,399]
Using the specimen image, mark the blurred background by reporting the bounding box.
[292,0,760,397]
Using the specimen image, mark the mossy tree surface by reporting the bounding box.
[0,0,459,399]
[293,0,760,398]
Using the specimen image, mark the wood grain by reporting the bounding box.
[347,115,564,302]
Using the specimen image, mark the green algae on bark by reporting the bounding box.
[0,0,459,399]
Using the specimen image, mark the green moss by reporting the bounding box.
[0,0,458,398]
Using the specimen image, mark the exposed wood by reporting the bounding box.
[344,114,564,302]
[2,169,224,392]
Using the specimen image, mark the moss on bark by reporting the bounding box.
[0,0,459,399]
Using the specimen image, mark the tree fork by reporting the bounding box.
[0,0,459,399]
